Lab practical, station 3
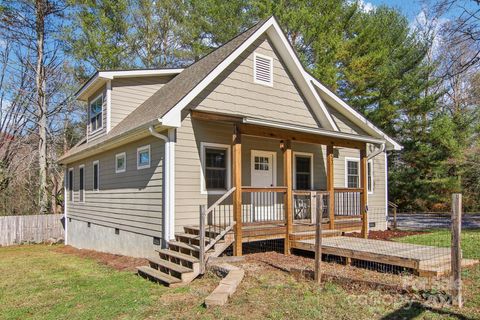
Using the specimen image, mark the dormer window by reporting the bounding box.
[253,52,273,86]
[90,94,103,132]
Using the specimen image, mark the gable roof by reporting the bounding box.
[60,16,400,163]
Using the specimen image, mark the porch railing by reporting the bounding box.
[334,188,363,217]
[293,190,329,222]
[241,187,287,224]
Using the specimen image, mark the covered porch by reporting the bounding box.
[192,110,383,256]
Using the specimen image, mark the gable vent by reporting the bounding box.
[253,53,273,86]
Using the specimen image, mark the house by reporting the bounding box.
[59,17,401,285]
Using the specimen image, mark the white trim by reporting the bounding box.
[106,80,112,132]
[115,152,126,173]
[167,128,176,240]
[68,167,74,203]
[78,164,85,203]
[92,160,100,191]
[250,150,277,187]
[243,117,385,145]
[384,151,389,221]
[64,168,68,245]
[367,159,374,195]
[344,157,360,188]
[160,17,338,130]
[293,152,314,190]
[89,93,104,133]
[307,74,402,151]
[253,52,273,86]
[137,145,151,170]
[200,142,232,195]
[76,69,184,101]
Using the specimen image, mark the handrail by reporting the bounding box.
[334,188,363,193]
[205,187,236,215]
[388,201,398,208]
[241,186,288,193]
[293,190,330,195]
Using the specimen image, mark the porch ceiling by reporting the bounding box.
[190,110,385,149]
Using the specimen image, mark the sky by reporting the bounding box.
[367,0,423,20]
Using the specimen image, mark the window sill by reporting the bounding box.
[89,127,104,135]
[137,165,150,170]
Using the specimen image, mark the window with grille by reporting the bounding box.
[253,53,273,86]
[295,155,312,190]
[346,160,359,188]
[205,148,227,190]
[254,156,270,171]
[367,160,373,193]
[89,94,103,132]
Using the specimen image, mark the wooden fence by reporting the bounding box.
[0,214,64,246]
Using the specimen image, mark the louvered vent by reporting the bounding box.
[253,53,273,86]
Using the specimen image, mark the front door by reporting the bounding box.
[250,150,277,221]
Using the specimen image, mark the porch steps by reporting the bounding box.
[137,224,234,286]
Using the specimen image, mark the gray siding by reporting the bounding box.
[193,35,320,127]
[66,135,165,238]
[87,85,107,141]
[111,76,174,128]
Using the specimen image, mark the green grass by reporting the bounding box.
[395,229,480,259]
[0,244,479,320]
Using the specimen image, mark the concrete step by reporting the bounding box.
[137,266,182,287]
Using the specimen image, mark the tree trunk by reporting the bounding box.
[36,0,48,214]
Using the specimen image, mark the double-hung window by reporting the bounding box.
[201,143,231,194]
[294,153,313,190]
[346,159,359,188]
[89,94,103,132]
[367,160,373,193]
[79,165,85,202]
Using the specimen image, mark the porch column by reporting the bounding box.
[282,140,293,255]
[326,144,335,229]
[233,126,243,256]
[360,145,368,238]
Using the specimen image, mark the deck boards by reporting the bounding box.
[291,236,478,277]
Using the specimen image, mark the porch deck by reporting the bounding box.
[291,236,479,277]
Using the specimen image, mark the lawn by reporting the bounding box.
[0,238,479,320]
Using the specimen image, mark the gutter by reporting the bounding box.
[149,126,176,245]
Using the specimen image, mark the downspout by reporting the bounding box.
[64,168,68,245]
[149,126,175,245]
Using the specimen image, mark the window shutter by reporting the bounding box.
[254,53,273,86]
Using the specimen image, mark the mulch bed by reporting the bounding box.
[55,245,148,272]
[344,230,427,240]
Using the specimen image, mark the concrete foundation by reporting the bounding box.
[67,218,161,258]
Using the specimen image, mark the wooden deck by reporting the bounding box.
[291,236,479,277]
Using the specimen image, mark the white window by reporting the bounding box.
[367,160,374,194]
[253,52,273,86]
[79,165,85,202]
[137,145,151,169]
[89,94,103,132]
[294,152,313,190]
[200,142,231,194]
[345,158,359,188]
[115,152,126,173]
[93,160,100,191]
[68,168,74,202]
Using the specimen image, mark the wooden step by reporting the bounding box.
[175,232,213,245]
[184,225,222,237]
[168,241,200,258]
[148,256,193,274]
[137,266,182,287]
[157,249,200,264]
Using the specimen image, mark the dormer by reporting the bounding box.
[76,69,183,141]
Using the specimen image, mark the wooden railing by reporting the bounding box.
[334,188,363,217]
[199,187,236,273]
[241,187,287,224]
[293,190,329,222]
